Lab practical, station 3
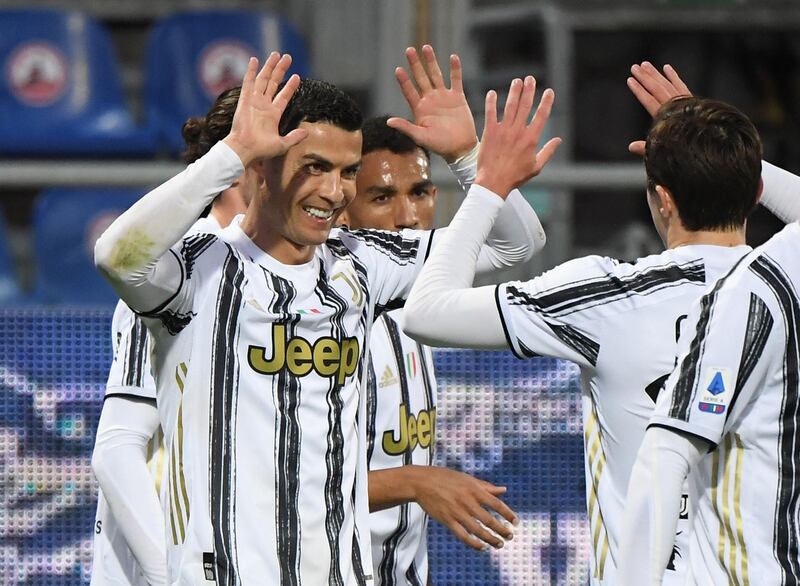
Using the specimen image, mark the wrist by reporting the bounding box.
[444,138,480,164]
[221,136,254,168]
[474,174,512,199]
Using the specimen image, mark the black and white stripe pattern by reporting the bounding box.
[548,323,601,367]
[208,248,246,586]
[181,233,217,279]
[366,358,378,468]
[378,315,421,586]
[507,259,706,318]
[335,230,420,266]
[123,316,147,387]
[313,263,351,586]
[749,255,800,582]
[265,270,302,586]
[725,292,774,421]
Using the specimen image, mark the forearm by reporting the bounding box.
[403,185,507,348]
[618,427,705,586]
[94,142,244,310]
[449,145,546,272]
[92,399,167,586]
[760,161,800,223]
[368,466,424,512]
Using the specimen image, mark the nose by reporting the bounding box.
[394,196,419,230]
[319,172,344,205]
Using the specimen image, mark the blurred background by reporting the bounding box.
[0,0,795,584]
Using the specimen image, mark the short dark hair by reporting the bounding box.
[645,96,762,232]
[278,78,362,135]
[181,86,240,164]
[361,115,429,160]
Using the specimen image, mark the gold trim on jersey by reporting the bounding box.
[168,362,191,545]
[711,433,749,585]
[584,405,610,579]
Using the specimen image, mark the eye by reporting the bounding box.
[306,163,324,174]
[412,187,433,199]
[342,167,359,180]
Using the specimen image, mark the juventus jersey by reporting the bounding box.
[92,215,220,586]
[366,309,437,586]
[651,222,800,585]
[141,217,432,586]
[91,302,162,586]
[495,244,752,584]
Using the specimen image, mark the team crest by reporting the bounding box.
[198,40,254,99]
[6,42,68,106]
[697,367,732,416]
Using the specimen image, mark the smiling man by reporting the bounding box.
[94,51,552,585]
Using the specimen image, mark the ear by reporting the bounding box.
[430,185,439,201]
[755,177,764,205]
[655,185,675,219]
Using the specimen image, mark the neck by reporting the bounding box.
[666,225,747,249]
[240,207,316,265]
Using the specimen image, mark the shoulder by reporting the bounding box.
[329,227,428,264]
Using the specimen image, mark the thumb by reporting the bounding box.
[282,128,309,149]
[628,140,646,157]
[387,117,426,143]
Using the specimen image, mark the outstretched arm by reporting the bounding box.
[403,76,561,347]
[390,45,547,274]
[628,60,800,223]
[94,53,307,311]
[369,466,517,551]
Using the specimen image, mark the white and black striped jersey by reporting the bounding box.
[650,222,800,585]
[495,244,752,584]
[142,217,432,586]
[91,301,162,586]
[93,215,221,586]
[366,309,436,586]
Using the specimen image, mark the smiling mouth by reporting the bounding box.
[303,206,335,221]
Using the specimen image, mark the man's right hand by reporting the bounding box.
[223,52,308,167]
[627,62,693,156]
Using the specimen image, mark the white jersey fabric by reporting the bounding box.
[649,221,800,585]
[366,309,436,586]
[92,215,221,586]
[143,218,431,586]
[495,244,752,584]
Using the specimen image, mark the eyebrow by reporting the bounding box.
[302,153,362,170]
[366,185,397,197]
[412,179,435,191]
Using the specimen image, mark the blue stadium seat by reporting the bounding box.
[33,188,145,305]
[146,10,310,154]
[0,9,154,156]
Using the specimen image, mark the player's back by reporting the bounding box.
[497,243,751,583]
[652,222,800,585]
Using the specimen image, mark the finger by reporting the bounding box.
[450,54,464,94]
[239,57,259,101]
[481,492,518,525]
[535,137,562,171]
[515,76,537,126]
[422,45,446,89]
[273,73,301,112]
[528,88,555,140]
[627,77,661,117]
[472,506,514,540]
[394,67,420,110]
[448,522,492,552]
[266,54,293,99]
[478,479,507,493]
[628,140,646,156]
[631,63,671,103]
[484,90,498,129]
[386,117,425,143]
[461,516,505,549]
[406,46,433,93]
[663,64,692,96]
[503,78,523,123]
[281,128,308,149]
[254,52,281,95]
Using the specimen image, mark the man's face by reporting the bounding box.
[344,147,437,231]
[263,121,362,249]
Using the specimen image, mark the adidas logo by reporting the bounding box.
[379,365,398,388]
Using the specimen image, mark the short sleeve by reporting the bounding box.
[336,227,433,315]
[650,282,779,447]
[495,256,617,367]
[105,300,156,400]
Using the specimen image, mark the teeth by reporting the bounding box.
[303,206,333,220]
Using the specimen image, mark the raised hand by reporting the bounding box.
[475,76,561,198]
[414,467,518,551]
[223,52,308,166]
[627,62,693,155]
[387,45,478,163]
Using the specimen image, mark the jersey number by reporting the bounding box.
[644,314,687,404]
